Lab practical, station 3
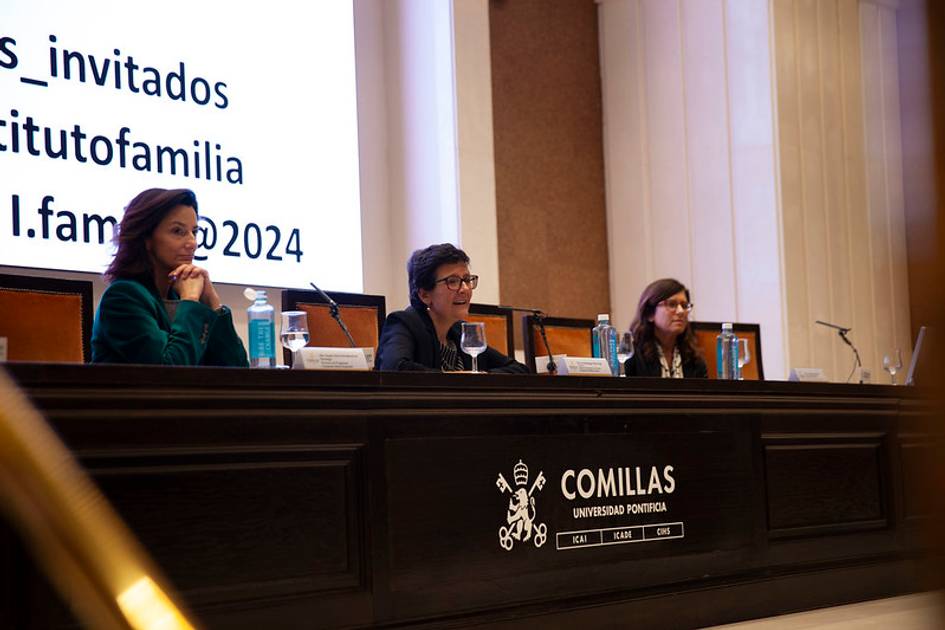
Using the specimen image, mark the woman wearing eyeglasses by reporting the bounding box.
[624,278,707,378]
[375,243,529,373]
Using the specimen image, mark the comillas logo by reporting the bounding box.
[560,465,676,500]
[495,459,548,551]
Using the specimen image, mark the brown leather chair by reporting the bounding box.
[466,303,515,357]
[690,321,764,380]
[280,289,386,365]
[0,274,93,363]
[522,315,595,373]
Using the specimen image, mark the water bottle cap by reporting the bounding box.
[597,314,610,322]
[722,322,733,330]
[244,288,267,302]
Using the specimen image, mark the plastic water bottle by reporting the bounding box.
[592,314,619,376]
[716,322,739,380]
[247,289,276,368]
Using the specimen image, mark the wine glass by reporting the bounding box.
[736,338,751,380]
[882,348,903,385]
[460,322,487,373]
[617,330,634,376]
[280,311,310,367]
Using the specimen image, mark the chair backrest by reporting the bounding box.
[466,303,515,357]
[690,321,764,380]
[281,289,386,365]
[522,314,595,373]
[0,274,93,363]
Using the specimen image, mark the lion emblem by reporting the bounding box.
[496,459,547,550]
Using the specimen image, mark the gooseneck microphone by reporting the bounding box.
[499,305,557,375]
[309,282,357,348]
[815,320,852,333]
[815,319,862,382]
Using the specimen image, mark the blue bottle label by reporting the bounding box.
[607,331,619,375]
[248,319,275,359]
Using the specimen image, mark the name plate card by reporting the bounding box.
[536,355,612,377]
[788,367,828,383]
[293,347,375,371]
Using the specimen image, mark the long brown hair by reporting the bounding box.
[629,278,702,365]
[104,188,198,283]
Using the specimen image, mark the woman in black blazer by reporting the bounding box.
[375,243,528,373]
[624,278,707,378]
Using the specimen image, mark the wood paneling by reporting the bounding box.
[489,0,610,348]
[88,446,365,600]
[0,363,928,629]
[765,438,886,536]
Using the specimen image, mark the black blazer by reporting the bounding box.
[624,344,708,378]
[375,306,529,373]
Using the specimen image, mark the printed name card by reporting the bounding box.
[855,367,872,384]
[293,347,375,371]
[536,355,612,376]
[788,367,828,383]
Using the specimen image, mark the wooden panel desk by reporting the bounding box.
[0,364,933,629]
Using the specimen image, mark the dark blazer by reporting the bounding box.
[91,278,248,367]
[624,344,708,378]
[376,306,529,373]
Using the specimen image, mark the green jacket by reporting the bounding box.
[91,278,248,367]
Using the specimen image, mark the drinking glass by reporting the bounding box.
[617,330,634,375]
[460,322,488,373]
[280,311,310,366]
[736,338,751,380]
[882,349,903,385]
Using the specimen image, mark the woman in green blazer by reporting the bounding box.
[91,188,248,366]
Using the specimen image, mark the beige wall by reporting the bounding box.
[773,0,912,380]
[599,0,786,377]
[599,0,919,381]
[356,0,501,313]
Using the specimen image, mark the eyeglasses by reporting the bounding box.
[658,300,693,313]
[435,274,479,291]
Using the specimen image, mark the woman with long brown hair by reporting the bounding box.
[624,278,706,378]
[91,188,247,366]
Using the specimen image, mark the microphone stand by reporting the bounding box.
[838,329,863,377]
[310,282,357,348]
[815,320,862,383]
[499,305,557,374]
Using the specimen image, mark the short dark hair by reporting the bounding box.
[629,277,702,364]
[407,243,470,310]
[105,188,198,283]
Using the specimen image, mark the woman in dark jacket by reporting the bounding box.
[376,243,528,373]
[91,188,248,366]
[624,278,707,378]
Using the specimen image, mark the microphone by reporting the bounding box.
[815,319,862,382]
[499,305,557,375]
[309,282,357,348]
[815,320,852,333]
